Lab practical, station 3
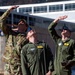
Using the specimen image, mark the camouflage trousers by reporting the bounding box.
[4,64,22,75]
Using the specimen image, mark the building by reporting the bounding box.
[0,1,75,74]
[0,0,75,52]
[0,1,75,23]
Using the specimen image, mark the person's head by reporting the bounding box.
[61,25,71,37]
[26,27,36,40]
[18,19,28,32]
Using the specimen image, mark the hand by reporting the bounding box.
[10,5,19,10]
[58,15,68,20]
[53,15,68,23]
[46,71,52,75]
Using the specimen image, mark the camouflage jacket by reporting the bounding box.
[4,34,27,75]
[0,9,27,75]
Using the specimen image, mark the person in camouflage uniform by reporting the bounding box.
[21,28,54,75]
[48,15,75,75]
[0,6,29,75]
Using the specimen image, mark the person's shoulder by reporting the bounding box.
[37,41,47,47]
[22,43,29,49]
[21,43,30,53]
[70,39,75,42]
[69,38,75,44]
[38,40,46,44]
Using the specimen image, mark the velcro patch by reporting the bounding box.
[37,46,43,49]
[64,43,69,46]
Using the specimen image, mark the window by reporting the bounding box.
[65,3,75,11]
[29,17,35,26]
[13,9,17,12]
[49,4,63,12]
[34,6,47,13]
[43,20,52,24]
[0,11,4,16]
[6,14,12,24]
[19,7,32,14]
[13,14,27,24]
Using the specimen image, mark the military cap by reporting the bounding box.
[19,19,26,23]
[19,19,28,27]
[60,25,73,32]
[26,27,32,34]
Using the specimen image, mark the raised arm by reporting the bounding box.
[1,5,19,21]
[0,6,19,33]
[48,15,68,42]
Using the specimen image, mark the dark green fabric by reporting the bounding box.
[21,41,54,75]
[48,22,75,75]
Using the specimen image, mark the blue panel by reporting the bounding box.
[71,66,75,75]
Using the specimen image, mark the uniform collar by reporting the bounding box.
[62,38,70,43]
